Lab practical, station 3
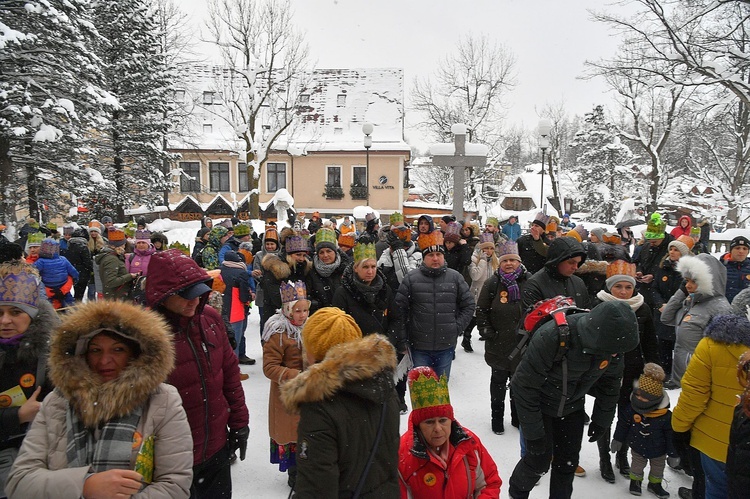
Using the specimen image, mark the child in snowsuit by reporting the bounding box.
[612,363,677,498]
[33,238,78,309]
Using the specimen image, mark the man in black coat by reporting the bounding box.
[516,216,549,275]
[634,217,674,309]
[61,228,93,301]
[523,237,590,310]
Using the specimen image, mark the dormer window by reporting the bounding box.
[337,94,346,106]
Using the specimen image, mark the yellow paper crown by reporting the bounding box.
[353,242,377,262]
[408,367,451,411]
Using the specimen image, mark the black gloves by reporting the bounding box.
[672,430,693,476]
[587,422,607,442]
[526,437,547,456]
[387,231,404,251]
[680,280,689,296]
[479,328,498,342]
[228,426,249,461]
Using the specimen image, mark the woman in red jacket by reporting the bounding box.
[398,366,502,498]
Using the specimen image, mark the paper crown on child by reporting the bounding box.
[353,242,377,262]
[280,280,307,304]
[408,366,454,425]
[417,230,444,255]
[644,213,667,240]
[478,232,495,250]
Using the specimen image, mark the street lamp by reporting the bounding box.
[362,123,373,202]
[538,119,551,213]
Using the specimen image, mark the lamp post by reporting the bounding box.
[362,123,373,203]
[538,119,551,213]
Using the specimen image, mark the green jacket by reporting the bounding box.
[95,247,133,300]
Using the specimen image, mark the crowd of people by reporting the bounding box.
[0,209,749,499]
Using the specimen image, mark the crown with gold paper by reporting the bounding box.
[279,280,307,304]
[417,230,444,252]
[353,242,377,262]
[606,260,637,279]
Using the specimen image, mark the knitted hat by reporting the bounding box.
[233,223,250,238]
[485,216,499,228]
[631,363,667,414]
[418,231,444,256]
[264,225,279,244]
[444,221,462,243]
[135,229,151,241]
[87,220,102,234]
[63,225,75,236]
[478,232,495,250]
[280,280,308,304]
[39,238,59,259]
[565,225,588,243]
[546,216,559,234]
[605,260,637,290]
[315,228,338,252]
[0,263,42,318]
[101,216,113,224]
[730,236,750,251]
[338,232,355,250]
[668,235,695,257]
[441,215,456,225]
[107,228,126,247]
[389,212,405,227]
[302,307,362,362]
[602,232,622,245]
[590,227,605,242]
[285,235,309,254]
[496,240,520,262]
[408,366,454,426]
[690,226,701,237]
[532,212,550,230]
[644,213,666,240]
[26,232,44,247]
[353,242,376,263]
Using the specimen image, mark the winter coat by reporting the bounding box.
[125,244,155,276]
[33,254,78,289]
[220,255,251,324]
[262,329,302,446]
[261,253,311,314]
[672,313,750,463]
[594,241,630,263]
[613,402,675,459]
[332,264,392,337]
[378,242,422,295]
[502,221,522,242]
[516,233,547,275]
[670,216,693,239]
[308,251,350,314]
[392,264,475,352]
[727,405,750,498]
[145,250,249,466]
[476,271,531,371]
[522,237,590,310]
[661,254,733,386]
[398,416,502,499]
[444,243,472,276]
[0,300,59,451]
[652,256,683,342]
[722,253,750,304]
[251,243,279,307]
[511,301,639,441]
[468,251,498,306]
[61,236,92,287]
[5,301,193,499]
[280,334,400,499]
[634,234,674,306]
[218,237,241,265]
[575,259,608,300]
[95,247,134,300]
[200,231,223,271]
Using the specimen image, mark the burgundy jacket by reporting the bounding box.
[145,250,249,465]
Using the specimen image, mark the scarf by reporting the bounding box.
[498,266,524,302]
[352,273,384,305]
[261,310,303,345]
[313,253,341,278]
[222,260,247,271]
[0,333,25,346]
[65,401,142,473]
[596,289,644,311]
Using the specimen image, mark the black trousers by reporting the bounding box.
[463,316,476,339]
[190,445,232,499]
[73,275,90,302]
[657,338,675,379]
[509,409,586,499]
[490,368,517,425]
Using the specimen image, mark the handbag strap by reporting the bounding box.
[352,399,388,499]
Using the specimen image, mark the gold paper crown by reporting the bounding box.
[417,230,444,251]
[606,260,637,279]
[353,242,377,262]
[280,280,307,304]
[602,232,622,245]
[408,368,451,411]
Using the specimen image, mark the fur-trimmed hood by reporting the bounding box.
[732,288,750,316]
[576,259,608,276]
[704,313,750,346]
[13,299,60,365]
[677,253,727,299]
[262,252,311,280]
[280,334,396,413]
[48,301,175,428]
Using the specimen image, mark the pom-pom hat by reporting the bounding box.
[644,213,667,240]
[408,366,454,425]
[302,307,362,362]
[631,363,668,414]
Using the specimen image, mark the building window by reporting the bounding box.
[179,162,201,192]
[173,90,185,103]
[238,162,249,192]
[352,165,367,186]
[266,162,286,193]
[299,94,310,104]
[203,124,213,134]
[327,165,342,187]
[209,162,230,192]
[336,94,346,106]
[203,91,215,105]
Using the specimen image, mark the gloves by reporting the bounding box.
[228,426,249,461]
[587,422,607,442]
[387,231,404,251]
[680,280,689,296]
[479,328,498,342]
[525,437,547,456]
[667,456,681,469]
[610,439,623,453]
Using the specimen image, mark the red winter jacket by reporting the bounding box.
[398,414,502,498]
[145,249,249,465]
[670,215,693,238]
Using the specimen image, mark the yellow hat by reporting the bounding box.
[302,307,362,362]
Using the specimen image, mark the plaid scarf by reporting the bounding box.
[66,402,142,472]
[498,266,524,303]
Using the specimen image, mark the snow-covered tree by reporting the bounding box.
[0,0,114,223]
[569,105,635,224]
[204,0,311,219]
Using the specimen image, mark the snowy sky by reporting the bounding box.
[181,0,629,148]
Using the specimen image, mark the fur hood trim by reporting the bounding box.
[280,334,396,413]
[576,259,608,276]
[49,301,175,428]
[16,300,60,365]
[704,314,750,346]
[262,253,292,280]
[677,253,726,298]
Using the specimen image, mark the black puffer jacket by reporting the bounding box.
[522,237,590,309]
[634,234,674,306]
[727,404,750,498]
[307,250,350,314]
[511,301,640,441]
[61,234,93,287]
[476,270,531,371]
[516,233,548,275]
[444,243,472,276]
[332,264,392,337]
[652,256,683,341]
[392,263,475,351]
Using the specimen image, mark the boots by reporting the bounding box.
[616,448,631,477]
[600,459,616,483]
[647,481,670,498]
[492,419,505,435]
[287,465,297,488]
[461,336,473,352]
[677,487,692,499]
[630,479,643,496]
[597,427,616,483]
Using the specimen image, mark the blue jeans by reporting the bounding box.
[411,347,455,380]
[700,452,727,499]
[230,320,246,358]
